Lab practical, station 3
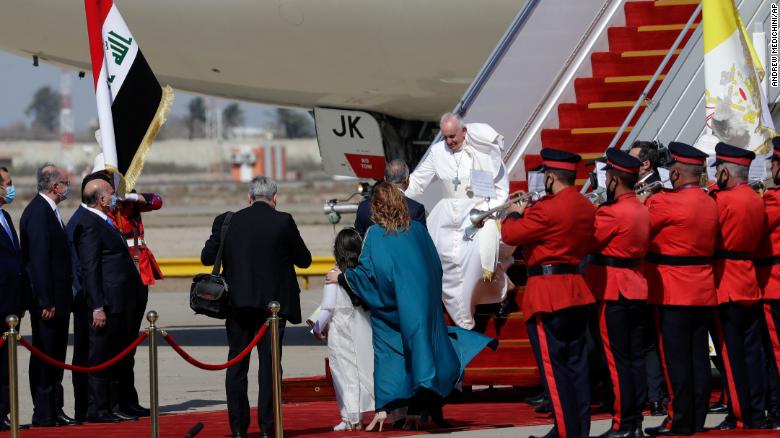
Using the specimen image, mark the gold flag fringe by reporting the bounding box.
[122,85,175,194]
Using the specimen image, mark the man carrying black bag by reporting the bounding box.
[201,176,312,438]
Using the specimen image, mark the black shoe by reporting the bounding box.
[707,401,727,414]
[534,400,552,414]
[633,425,645,437]
[123,404,150,417]
[0,417,29,431]
[750,419,779,430]
[31,418,58,427]
[644,424,693,436]
[232,434,247,438]
[259,433,271,438]
[523,392,546,405]
[530,426,558,438]
[495,297,514,318]
[710,418,736,430]
[56,411,81,426]
[649,400,667,416]
[111,409,139,421]
[593,428,633,438]
[86,413,123,423]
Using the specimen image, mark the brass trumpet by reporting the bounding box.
[585,189,605,204]
[468,190,545,230]
[634,179,669,196]
[703,177,772,193]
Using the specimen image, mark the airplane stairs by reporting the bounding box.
[462,0,701,389]
[281,0,702,402]
[522,0,700,185]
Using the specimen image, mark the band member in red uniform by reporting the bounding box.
[706,142,768,430]
[642,142,719,436]
[586,149,649,438]
[758,137,780,426]
[109,191,163,417]
[502,148,596,438]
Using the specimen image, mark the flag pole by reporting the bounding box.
[84,0,118,170]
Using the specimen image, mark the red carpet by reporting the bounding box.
[9,399,780,437]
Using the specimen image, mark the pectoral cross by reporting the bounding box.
[452,176,461,191]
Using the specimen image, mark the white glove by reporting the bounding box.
[122,193,142,202]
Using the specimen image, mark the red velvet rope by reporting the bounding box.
[163,323,269,370]
[0,336,6,349]
[19,332,148,373]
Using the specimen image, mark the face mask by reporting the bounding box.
[606,177,618,202]
[544,176,554,195]
[3,185,15,204]
[669,169,679,187]
[716,169,729,190]
[59,184,71,201]
[110,194,118,211]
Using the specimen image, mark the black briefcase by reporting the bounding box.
[190,212,233,319]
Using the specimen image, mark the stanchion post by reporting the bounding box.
[147,311,160,438]
[269,301,283,438]
[5,315,19,438]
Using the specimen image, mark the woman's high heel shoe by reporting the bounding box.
[365,411,387,432]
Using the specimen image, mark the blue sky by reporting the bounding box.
[0,50,274,131]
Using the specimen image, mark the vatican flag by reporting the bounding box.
[702,0,775,154]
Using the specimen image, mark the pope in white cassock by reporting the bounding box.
[405,113,514,329]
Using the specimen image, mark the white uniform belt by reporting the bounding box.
[127,237,145,247]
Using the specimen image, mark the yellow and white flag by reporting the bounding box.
[702,0,775,153]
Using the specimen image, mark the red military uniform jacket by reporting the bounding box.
[756,187,780,299]
[502,186,596,320]
[111,193,163,286]
[643,185,719,306]
[710,184,764,304]
[586,192,649,301]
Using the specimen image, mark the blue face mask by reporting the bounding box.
[3,185,15,204]
[110,194,118,210]
[60,184,71,201]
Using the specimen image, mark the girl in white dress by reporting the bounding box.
[310,228,375,431]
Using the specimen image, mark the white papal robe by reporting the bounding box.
[313,283,375,423]
[405,123,513,329]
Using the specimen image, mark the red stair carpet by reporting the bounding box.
[10,400,780,437]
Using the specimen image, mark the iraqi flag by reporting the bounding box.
[697,0,775,154]
[84,0,173,192]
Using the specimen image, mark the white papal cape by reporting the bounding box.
[406,123,513,329]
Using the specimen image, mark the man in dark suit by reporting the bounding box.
[65,171,113,422]
[354,159,426,236]
[20,164,78,427]
[71,176,143,423]
[202,176,311,438]
[0,167,27,431]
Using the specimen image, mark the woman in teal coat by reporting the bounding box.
[328,182,496,430]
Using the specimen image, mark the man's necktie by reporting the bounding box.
[0,212,14,247]
[106,217,119,231]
